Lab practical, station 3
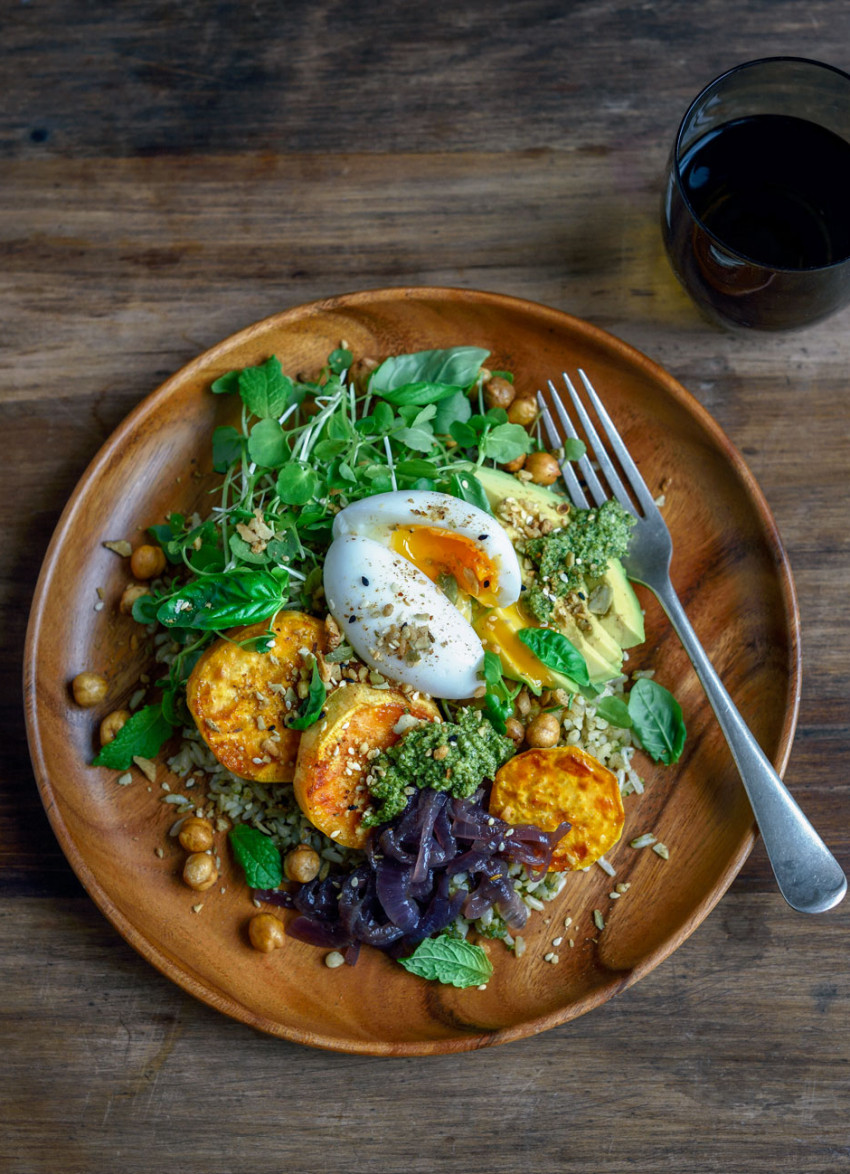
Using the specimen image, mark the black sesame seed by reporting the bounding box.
[348,615,357,624]
[478,534,489,541]
[361,576,369,586]
[578,592,585,600]
[483,580,490,588]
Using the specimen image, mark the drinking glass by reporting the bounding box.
[661,57,850,331]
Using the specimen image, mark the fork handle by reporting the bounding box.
[651,579,847,914]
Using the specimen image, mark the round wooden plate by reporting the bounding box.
[24,287,800,1055]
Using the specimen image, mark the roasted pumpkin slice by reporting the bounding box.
[490,744,625,870]
[186,610,327,783]
[293,683,440,850]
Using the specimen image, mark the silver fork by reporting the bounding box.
[538,370,846,915]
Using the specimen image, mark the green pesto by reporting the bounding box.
[364,707,515,826]
[524,499,635,623]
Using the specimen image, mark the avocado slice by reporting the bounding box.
[474,466,571,532]
[588,557,645,648]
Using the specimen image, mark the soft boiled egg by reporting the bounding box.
[322,489,522,699]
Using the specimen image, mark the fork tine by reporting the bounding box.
[561,374,635,515]
[557,376,613,508]
[536,390,589,508]
[576,369,659,515]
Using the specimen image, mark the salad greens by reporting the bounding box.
[398,934,493,988]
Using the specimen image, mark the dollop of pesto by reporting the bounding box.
[364,707,515,826]
[524,499,635,623]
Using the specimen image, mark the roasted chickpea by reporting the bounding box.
[72,671,108,707]
[130,544,166,581]
[505,717,525,745]
[507,397,538,427]
[119,582,150,616]
[525,451,561,486]
[178,816,215,853]
[525,712,561,748]
[483,376,516,411]
[501,454,526,474]
[99,708,131,746]
[182,852,218,892]
[284,843,321,884]
[249,912,286,953]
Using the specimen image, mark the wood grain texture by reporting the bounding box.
[2,0,849,1167]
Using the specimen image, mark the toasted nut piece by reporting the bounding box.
[130,544,167,580]
[525,712,561,748]
[119,582,150,616]
[483,376,516,411]
[182,852,218,891]
[507,397,538,427]
[72,672,108,707]
[525,452,561,486]
[249,912,286,953]
[284,843,321,883]
[178,816,215,853]
[99,709,131,746]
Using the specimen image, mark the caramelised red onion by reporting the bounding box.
[255,787,569,960]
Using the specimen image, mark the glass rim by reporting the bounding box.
[671,56,850,274]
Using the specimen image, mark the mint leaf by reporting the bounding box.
[92,703,172,769]
[628,678,686,764]
[517,628,592,690]
[229,825,283,890]
[398,935,493,988]
[239,356,293,419]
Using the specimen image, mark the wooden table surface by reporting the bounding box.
[3,4,849,1172]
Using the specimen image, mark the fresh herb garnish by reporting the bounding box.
[156,570,289,630]
[517,628,595,693]
[285,663,327,730]
[481,649,522,733]
[627,677,686,764]
[228,825,283,890]
[398,934,493,988]
[594,694,633,728]
[92,703,174,769]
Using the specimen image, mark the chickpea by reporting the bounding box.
[178,816,215,853]
[99,708,131,746]
[483,376,516,411]
[182,852,218,892]
[130,544,166,581]
[501,454,526,474]
[525,451,561,486]
[505,717,525,745]
[249,912,286,953]
[507,397,538,427]
[72,671,108,707]
[119,582,150,616]
[284,843,321,884]
[525,712,562,748]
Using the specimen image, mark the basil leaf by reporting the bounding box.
[285,664,327,730]
[445,471,494,516]
[92,703,173,769]
[157,571,287,629]
[229,825,283,890]
[594,695,633,729]
[517,628,592,690]
[628,678,686,764]
[212,425,245,473]
[433,387,472,434]
[369,347,490,403]
[479,422,534,463]
[247,418,289,468]
[277,461,319,505]
[238,356,294,419]
[398,935,493,988]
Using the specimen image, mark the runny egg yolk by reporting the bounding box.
[477,602,566,692]
[390,524,501,608]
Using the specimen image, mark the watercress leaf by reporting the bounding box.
[369,347,490,398]
[285,664,327,730]
[247,418,289,468]
[489,369,514,383]
[485,407,509,425]
[392,420,436,453]
[448,420,477,448]
[398,934,493,988]
[594,695,633,728]
[338,461,357,482]
[467,414,491,436]
[479,423,534,463]
[147,522,175,548]
[229,825,283,890]
[131,592,162,625]
[228,532,268,566]
[238,356,293,419]
[628,678,686,764]
[397,402,436,427]
[328,347,353,374]
[312,437,349,461]
[395,459,440,479]
[564,437,587,462]
[265,532,301,563]
[445,471,494,517]
[92,703,173,769]
[433,387,472,434]
[156,571,286,630]
[211,370,241,395]
[277,461,319,505]
[517,628,591,689]
[212,425,244,472]
[372,401,395,433]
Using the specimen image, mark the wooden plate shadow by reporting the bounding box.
[24,287,800,1055]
